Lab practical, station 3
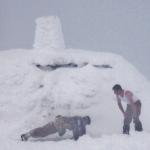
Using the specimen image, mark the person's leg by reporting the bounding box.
[133,101,143,131]
[21,126,47,141]
[21,122,57,141]
[123,105,133,134]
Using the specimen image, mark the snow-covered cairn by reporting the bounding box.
[33,16,65,49]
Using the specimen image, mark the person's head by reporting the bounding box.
[82,116,91,125]
[112,84,123,96]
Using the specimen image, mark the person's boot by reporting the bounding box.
[123,124,130,134]
[21,133,30,141]
[135,121,143,132]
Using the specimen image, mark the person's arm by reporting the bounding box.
[117,96,125,116]
[72,126,80,140]
[81,125,86,135]
[71,120,80,140]
[54,116,66,136]
[58,128,66,136]
[80,119,86,136]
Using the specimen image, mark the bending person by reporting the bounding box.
[112,84,143,134]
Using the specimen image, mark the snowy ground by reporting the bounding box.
[1,132,150,150]
[0,48,150,150]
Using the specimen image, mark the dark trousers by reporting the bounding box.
[123,100,143,134]
[29,122,57,138]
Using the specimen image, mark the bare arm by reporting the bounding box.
[117,96,125,116]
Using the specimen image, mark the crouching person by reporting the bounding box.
[21,115,91,141]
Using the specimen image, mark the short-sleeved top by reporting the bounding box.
[118,90,138,104]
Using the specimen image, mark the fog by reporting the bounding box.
[0,0,150,80]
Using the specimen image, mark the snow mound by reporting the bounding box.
[0,48,150,140]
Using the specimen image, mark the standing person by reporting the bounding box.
[21,115,91,141]
[112,84,143,134]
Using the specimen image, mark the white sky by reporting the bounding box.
[0,0,150,80]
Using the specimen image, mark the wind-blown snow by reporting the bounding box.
[0,48,150,150]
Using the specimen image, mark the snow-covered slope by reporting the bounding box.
[0,48,150,150]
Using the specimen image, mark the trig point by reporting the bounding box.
[33,16,65,50]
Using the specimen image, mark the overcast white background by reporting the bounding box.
[0,0,150,80]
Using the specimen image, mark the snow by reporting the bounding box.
[33,16,65,50]
[0,48,150,150]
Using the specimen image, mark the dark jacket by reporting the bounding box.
[55,116,87,140]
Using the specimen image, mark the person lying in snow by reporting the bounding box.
[112,84,143,134]
[21,115,91,141]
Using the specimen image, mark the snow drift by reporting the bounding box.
[0,48,150,138]
[0,48,150,150]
